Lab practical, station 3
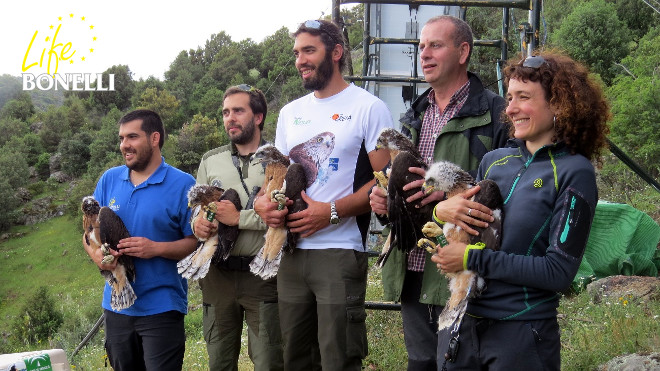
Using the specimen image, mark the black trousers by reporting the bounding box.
[437,314,561,371]
[401,270,443,371]
[104,309,185,371]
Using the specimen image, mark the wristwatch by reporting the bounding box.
[330,201,341,225]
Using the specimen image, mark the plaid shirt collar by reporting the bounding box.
[416,80,471,166]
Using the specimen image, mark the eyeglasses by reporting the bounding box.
[237,84,256,92]
[522,55,547,69]
[302,19,341,45]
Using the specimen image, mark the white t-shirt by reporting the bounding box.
[275,83,394,250]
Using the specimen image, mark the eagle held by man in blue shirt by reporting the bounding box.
[81,196,136,311]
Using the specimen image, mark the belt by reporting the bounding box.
[215,255,256,271]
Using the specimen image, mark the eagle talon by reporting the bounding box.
[417,238,437,254]
[203,202,218,222]
[271,181,287,211]
[101,255,115,264]
[422,221,443,238]
[101,243,111,255]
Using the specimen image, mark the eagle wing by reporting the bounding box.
[376,129,434,267]
[283,162,308,252]
[212,188,243,263]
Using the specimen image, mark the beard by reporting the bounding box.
[301,50,334,91]
[124,145,153,172]
[228,118,257,145]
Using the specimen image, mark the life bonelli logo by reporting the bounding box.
[21,12,114,91]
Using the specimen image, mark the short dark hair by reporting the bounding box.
[426,15,474,64]
[223,85,268,131]
[294,19,347,72]
[118,109,165,149]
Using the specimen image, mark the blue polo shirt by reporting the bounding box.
[94,157,195,316]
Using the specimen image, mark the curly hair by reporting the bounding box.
[503,50,611,162]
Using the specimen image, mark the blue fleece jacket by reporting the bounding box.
[466,139,597,320]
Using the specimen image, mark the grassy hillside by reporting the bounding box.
[1,215,658,370]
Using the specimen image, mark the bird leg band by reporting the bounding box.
[204,203,217,222]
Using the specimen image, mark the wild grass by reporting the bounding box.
[1,215,658,370]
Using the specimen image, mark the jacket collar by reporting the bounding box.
[403,71,489,130]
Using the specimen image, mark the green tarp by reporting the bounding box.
[572,200,660,292]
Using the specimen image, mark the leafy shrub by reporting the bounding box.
[11,286,64,345]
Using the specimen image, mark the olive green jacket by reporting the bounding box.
[381,72,508,305]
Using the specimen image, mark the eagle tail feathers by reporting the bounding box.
[177,236,218,280]
[108,265,137,311]
[437,270,480,331]
[249,248,282,280]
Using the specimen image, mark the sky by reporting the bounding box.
[1,0,354,81]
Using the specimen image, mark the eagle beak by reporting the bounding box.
[422,182,434,195]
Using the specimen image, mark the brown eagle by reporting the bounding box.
[417,160,504,331]
[81,196,136,311]
[373,128,434,268]
[249,144,291,279]
[178,184,242,280]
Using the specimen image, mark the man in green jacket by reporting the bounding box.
[192,85,283,370]
[369,16,507,370]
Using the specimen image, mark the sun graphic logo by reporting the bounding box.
[21,12,114,91]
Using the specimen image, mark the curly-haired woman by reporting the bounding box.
[431,51,610,370]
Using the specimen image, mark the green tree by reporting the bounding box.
[0,151,30,190]
[0,74,22,110]
[63,95,88,132]
[202,31,235,66]
[259,27,301,107]
[135,87,181,133]
[38,105,69,152]
[0,92,35,121]
[607,27,660,178]
[0,178,20,231]
[131,75,167,107]
[198,88,225,121]
[59,131,93,177]
[165,50,206,118]
[0,117,30,146]
[612,0,660,42]
[34,152,51,180]
[90,65,136,113]
[552,0,632,84]
[3,133,45,167]
[87,107,124,178]
[171,114,224,174]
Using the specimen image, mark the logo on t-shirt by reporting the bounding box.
[331,113,352,122]
[293,117,312,126]
[108,198,120,212]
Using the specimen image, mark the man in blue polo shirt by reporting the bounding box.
[82,109,197,371]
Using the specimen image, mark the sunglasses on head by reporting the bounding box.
[302,20,341,45]
[522,55,547,69]
[237,84,256,92]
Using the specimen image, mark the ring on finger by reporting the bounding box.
[468,208,472,217]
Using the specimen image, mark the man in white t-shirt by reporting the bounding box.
[255,19,393,371]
